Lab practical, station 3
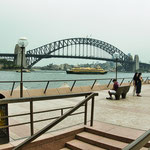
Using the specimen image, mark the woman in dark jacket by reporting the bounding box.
[136,73,142,96]
[133,72,138,96]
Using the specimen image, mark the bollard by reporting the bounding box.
[0,93,9,144]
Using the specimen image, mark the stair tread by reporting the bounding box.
[60,148,71,150]
[85,127,150,148]
[86,126,146,141]
[85,127,132,142]
[77,131,128,149]
[66,139,106,150]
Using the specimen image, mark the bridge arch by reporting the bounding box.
[26,38,132,69]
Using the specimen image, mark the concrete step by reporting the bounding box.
[76,131,127,150]
[65,139,106,150]
[85,127,133,143]
[85,127,150,148]
[60,148,71,150]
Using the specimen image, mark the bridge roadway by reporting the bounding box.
[0,53,149,71]
[0,53,123,62]
[7,84,150,142]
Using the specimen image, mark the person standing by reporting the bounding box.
[133,72,138,96]
[136,73,142,97]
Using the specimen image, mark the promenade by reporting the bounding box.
[6,83,150,143]
[94,84,150,131]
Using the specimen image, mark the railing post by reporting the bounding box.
[61,109,63,116]
[144,77,149,84]
[84,101,88,125]
[10,82,15,96]
[90,96,95,126]
[130,79,133,85]
[148,77,150,84]
[30,101,34,136]
[70,80,76,91]
[107,79,112,88]
[91,80,97,89]
[120,78,124,85]
[44,81,49,94]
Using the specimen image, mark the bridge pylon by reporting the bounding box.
[133,55,139,72]
[14,44,27,68]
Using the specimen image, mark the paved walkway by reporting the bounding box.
[7,84,150,141]
[94,84,150,131]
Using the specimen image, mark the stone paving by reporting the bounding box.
[94,84,150,130]
[6,84,150,141]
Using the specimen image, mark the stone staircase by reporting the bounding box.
[60,127,150,150]
[5,121,150,150]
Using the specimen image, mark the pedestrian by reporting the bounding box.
[132,72,138,96]
[106,79,120,100]
[136,73,142,97]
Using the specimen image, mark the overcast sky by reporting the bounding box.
[0,0,150,66]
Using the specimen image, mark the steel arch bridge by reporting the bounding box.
[26,38,133,70]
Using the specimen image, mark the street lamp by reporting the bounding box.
[18,37,28,97]
[113,53,119,80]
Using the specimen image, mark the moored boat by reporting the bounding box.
[66,67,107,74]
[16,69,30,73]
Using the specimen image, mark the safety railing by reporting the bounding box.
[0,92,98,149]
[0,76,149,95]
[123,129,150,150]
[10,92,97,150]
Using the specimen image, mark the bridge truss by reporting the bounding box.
[26,38,133,70]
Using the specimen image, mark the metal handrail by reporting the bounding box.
[0,92,93,104]
[0,76,147,95]
[123,129,150,150]
[13,92,98,150]
[0,77,138,83]
[0,92,93,137]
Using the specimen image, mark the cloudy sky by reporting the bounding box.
[0,0,150,66]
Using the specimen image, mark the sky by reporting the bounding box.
[0,0,150,66]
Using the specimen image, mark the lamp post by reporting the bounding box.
[113,53,119,80]
[18,37,28,97]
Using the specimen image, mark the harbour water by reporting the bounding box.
[0,70,149,90]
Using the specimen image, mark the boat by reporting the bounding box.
[66,67,107,74]
[16,69,30,73]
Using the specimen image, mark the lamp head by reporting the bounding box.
[113,53,119,59]
[18,37,28,48]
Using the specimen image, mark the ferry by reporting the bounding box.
[16,69,30,73]
[66,67,107,74]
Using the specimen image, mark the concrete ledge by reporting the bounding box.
[91,85,101,91]
[27,89,45,97]
[44,88,59,96]
[57,87,71,95]
[0,125,85,150]
[10,90,30,98]
[70,86,83,93]
[80,86,92,92]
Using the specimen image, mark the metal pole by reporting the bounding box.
[90,97,94,126]
[116,58,117,80]
[84,101,87,125]
[20,47,24,97]
[30,101,34,135]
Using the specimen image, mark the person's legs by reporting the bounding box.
[108,91,113,99]
[106,90,116,99]
[136,83,141,96]
[133,86,136,96]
